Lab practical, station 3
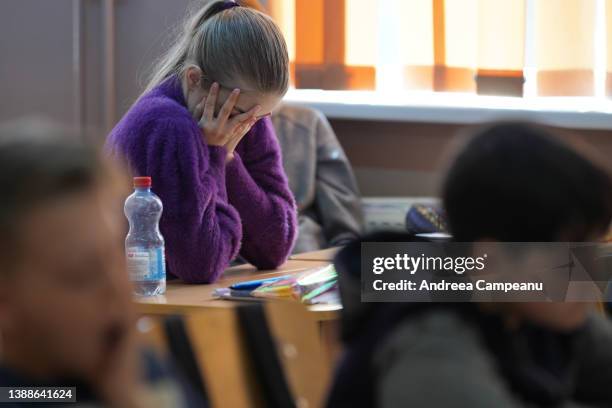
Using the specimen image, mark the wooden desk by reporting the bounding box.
[137,259,339,312]
[290,247,341,262]
[135,258,343,370]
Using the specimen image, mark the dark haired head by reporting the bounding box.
[441,122,612,242]
[0,123,102,271]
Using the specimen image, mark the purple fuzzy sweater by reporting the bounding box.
[106,75,297,283]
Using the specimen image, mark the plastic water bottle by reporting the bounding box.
[124,176,166,296]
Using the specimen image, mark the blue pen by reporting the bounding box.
[230,275,290,291]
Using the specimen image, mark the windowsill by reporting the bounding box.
[283,89,612,131]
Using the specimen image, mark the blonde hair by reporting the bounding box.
[144,1,289,96]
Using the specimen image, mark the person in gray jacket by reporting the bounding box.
[328,123,612,408]
[272,104,363,253]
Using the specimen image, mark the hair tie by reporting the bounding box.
[220,1,240,11]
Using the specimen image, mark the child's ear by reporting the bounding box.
[185,65,203,89]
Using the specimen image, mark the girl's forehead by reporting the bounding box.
[215,86,281,111]
[216,82,258,96]
[211,76,274,99]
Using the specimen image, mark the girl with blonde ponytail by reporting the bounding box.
[106,1,296,283]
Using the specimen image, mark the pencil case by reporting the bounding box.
[251,264,338,304]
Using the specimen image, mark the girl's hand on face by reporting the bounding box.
[194,82,240,147]
[194,82,261,161]
[224,105,261,161]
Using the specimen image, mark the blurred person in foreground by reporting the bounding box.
[328,122,612,408]
[0,122,202,407]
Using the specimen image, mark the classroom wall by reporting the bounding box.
[0,0,195,132]
[0,0,104,129]
[114,0,194,122]
[330,119,612,197]
[331,120,460,197]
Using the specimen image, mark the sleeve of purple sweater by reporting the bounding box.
[133,117,242,283]
[226,117,298,269]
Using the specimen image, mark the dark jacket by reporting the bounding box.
[328,232,612,408]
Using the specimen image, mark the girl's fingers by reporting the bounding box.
[231,118,256,144]
[227,105,261,130]
[234,124,248,138]
[217,89,240,129]
[227,112,253,130]
[193,101,204,121]
[227,127,249,152]
[203,82,219,121]
[247,104,262,119]
[225,109,260,153]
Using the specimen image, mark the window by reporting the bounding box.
[267,0,612,98]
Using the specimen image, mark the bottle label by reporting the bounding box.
[126,247,166,281]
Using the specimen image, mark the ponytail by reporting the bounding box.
[141,1,289,97]
[143,2,222,94]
